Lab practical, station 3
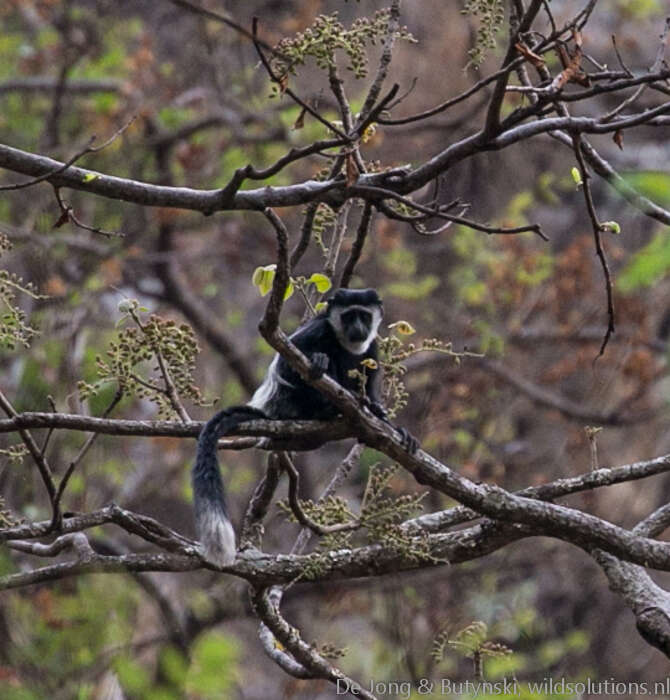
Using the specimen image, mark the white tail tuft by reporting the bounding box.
[196,505,236,567]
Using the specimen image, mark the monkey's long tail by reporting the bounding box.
[192,406,265,566]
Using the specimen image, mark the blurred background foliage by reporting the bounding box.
[1,0,670,698]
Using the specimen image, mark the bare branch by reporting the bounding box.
[357,0,401,123]
[251,587,378,699]
[406,453,670,534]
[0,552,201,591]
[251,17,348,140]
[280,453,358,537]
[483,0,544,138]
[351,185,548,239]
[0,117,134,192]
[166,0,279,55]
[550,131,670,225]
[2,99,670,216]
[592,500,670,659]
[340,202,373,287]
[51,388,123,529]
[571,135,615,358]
[0,410,355,449]
[7,532,94,558]
[0,390,57,509]
[240,455,283,549]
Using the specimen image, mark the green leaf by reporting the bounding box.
[251,264,277,296]
[314,301,328,312]
[306,272,332,293]
[570,167,582,186]
[251,264,293,299]
[600,221,621,234]
[388,320,416,335]
[82,173,99,183]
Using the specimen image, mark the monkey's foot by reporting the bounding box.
[397,427,419,454]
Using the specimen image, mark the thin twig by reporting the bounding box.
[252,587,378,698]
[340,202,373,287]
[40,395,58,457]
[290,443,364,556]
[324,200,352,281]
[52,185,125,238]
[0,389,57,508]
[251,18,348,140]
[7,532,94,558]
[0,116,135,192]
[351,185,548,240]
[571,136,615,359]
[240,455,283,549]
[51,388,123,529]
[290,202,319,269]
[167,0,280,55]
[358,0,401,123]
[279,453,358,537]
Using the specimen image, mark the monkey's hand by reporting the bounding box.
[363,399,420,454]
[308,352,330,380]
[365,399,388,421]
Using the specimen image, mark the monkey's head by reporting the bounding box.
[327,288,383,355]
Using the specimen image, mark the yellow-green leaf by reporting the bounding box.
[82,173,99,183]
[571,167,582,186]
[600,221,621,234]
[252,264,293,299]
[252,265,277,297]
[388,320,416,335]
[307,273,332,293]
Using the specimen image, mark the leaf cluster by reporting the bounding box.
[432,620,512,662]
[278,494,354,551]
[314,641,348,660]
[0,444,29,464]
[0,494,19,528]
[462,0,505,67]
[360,463,431,561]
[79,306,207,418]
[0,233,44,351]
[280,464,429,561]
[379,326,479,418]
[312,202,337,257]
[271,9,416,89]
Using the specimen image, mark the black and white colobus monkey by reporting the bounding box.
[192,288,417,566]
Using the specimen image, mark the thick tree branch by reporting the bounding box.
[2,104,669,215]
[593,505,670,658]
[406,453,670,534]
[251,586,377,699]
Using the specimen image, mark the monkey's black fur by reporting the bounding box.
[192,288,416,566]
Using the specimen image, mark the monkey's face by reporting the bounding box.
[341,308,374,342]
[328,302,383,355]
